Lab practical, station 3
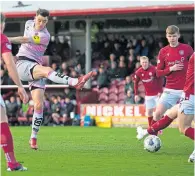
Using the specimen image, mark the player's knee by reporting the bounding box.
[34,102,43,111]
[44,67,53,76]
[40,66,53,77]
[165,109,177,120]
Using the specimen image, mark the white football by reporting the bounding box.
[144,135,162,153]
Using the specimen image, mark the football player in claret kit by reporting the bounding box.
[137,25,194,139]
[136,53,195,162]
[134,56,163,127]
[1,13,28,171]
[8,9,95,150]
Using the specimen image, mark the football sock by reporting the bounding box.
[147,115,173,135]
[1,122,17,165]
[47,71,78,86]
[31,110,43,139]
[185,127,194,140]
[151,119,157,125]
[148,116,153,127]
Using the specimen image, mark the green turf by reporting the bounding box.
[1,127,194,176]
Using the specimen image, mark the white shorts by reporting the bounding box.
[179,93,194,115]
[159,88,182,109]
[145,95,159,109]
[16,59,46,90]
[0,94,5,107]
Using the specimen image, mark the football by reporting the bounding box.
[144,135,162,152]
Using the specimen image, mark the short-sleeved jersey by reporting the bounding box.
[157,43,193,90]
[134,65,163,96]
[17,20,50,64]
[183,53,194,95]
[1,33,12,55]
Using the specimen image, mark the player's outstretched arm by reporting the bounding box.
[133,74,140,102]
[8,36,30,44]
[2,52,29,104]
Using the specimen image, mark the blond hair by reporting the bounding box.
[140,56,149,61]
[166,25,180,34]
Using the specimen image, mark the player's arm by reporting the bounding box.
[134,73,140,102]
[2,52,23,87]
[2,52,29,104]
[8,36,30,44]
[8,33,49,45]
[156,49,172,77]
[187,46,194,60]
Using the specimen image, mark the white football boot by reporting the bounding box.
[7,163,27,171]
[188,149,195,163]
[136,126,148,140]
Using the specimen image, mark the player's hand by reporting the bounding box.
[170,63,184,71]
[134,95,139,103]
[18,87,29,104]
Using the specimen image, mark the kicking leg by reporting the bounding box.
[32,65,95,89]
[137,105,178,140]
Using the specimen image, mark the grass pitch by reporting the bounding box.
[1,127,194,176]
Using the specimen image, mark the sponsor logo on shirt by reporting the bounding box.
[179,50,184,55]
[6,43,12,50]
[142,77,154,83]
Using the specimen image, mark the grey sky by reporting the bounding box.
[1,1,194,12]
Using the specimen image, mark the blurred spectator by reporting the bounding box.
[108,53,116,65]
[75,63,84,75]
[51,62,58,71]
[124,76,134,93]
[58,62,69,75]
[97,66,109,88]
[6,96,19,126]
[132,39,141,55]
[26,100,34,125]
[125,90,135,104]
[140,39,149,57]
[1,68,10,85]
[135,95,145,104]
[116,61,128,79]
[107,61,117,80]
[51,98,61,126]
[70,70,78,78]
[101,42,112,59]
[43,94,52,126]
[64,88,76,100]
[61,97,74,125]
[113,43,122,60]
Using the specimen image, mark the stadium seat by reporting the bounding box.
[117,80,126,87]
[118,93,126,101]
[109,86,118,94]
[98,93,108,101]
[118,100,125,104]
[110,79,119,86]
[99,100,108,104]
[118,85,125,94]
[108,93,118,101]
[108,100,117,104]
[99,87,109,94]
